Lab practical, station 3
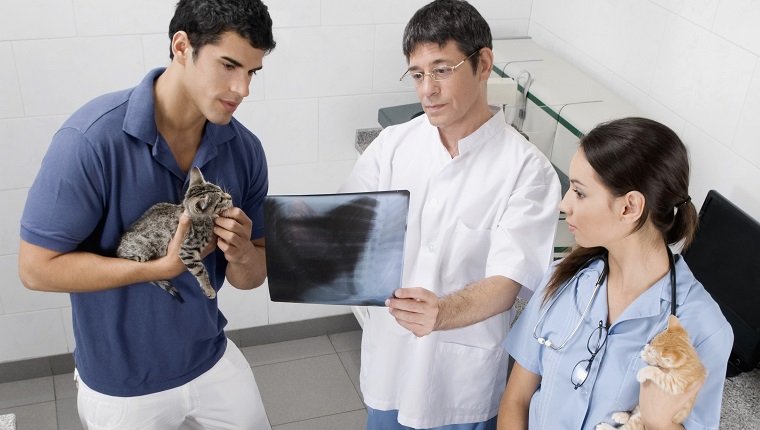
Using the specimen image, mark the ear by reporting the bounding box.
[619,191,645,224]
[668,314,682,328]
[189,166,205,187]
[195,196,209,212]
[171,31,192,65]
[477,47,494,81]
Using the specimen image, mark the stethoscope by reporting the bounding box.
[533,248,678,351]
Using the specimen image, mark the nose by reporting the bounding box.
[559,190,572,215]
[231,73,250,98]
[417,75,439,97]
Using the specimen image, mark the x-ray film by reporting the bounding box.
[264,190,409,306]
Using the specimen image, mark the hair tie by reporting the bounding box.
[675,196,691,209]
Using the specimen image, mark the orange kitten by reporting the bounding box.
[596,315,706,429]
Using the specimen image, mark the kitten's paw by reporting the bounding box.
[636,366,659,383]
[596,423,617,430]
[611,411,631,424]
[204,288,216,299]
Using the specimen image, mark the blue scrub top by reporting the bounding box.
[504,256,733,430]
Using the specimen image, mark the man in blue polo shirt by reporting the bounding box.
[18,1,275,428]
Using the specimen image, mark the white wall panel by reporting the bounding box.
[318,92,419,161]
[0,310,68,362]
[713,0,760,56]
[649,0,720,29]
[732,60,760,168]
[141,34,171,73]
[267,0,321,28]
[0,189,27,256]
[268,161,358,196]
[684,123,760,221]
[235,99,319,167]
[265,27,374,99]
[0,116,65,190]
[14,37,145,117]
[0,43,24,119]
[73,0,174,36]
[0,0,76,40]
[650,14,755,147]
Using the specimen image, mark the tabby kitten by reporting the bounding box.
[596,315,706,430]
[117,166,232,301]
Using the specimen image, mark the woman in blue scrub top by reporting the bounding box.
[498,117,733,430]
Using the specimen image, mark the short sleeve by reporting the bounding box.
[241,140,268,241]
[682,322,733,430]
[503,265,555,375]
[485,155,561,292]
[20,127,106,252]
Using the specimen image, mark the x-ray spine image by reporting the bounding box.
[264,191,409,306]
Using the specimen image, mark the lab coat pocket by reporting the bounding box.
[431,341,507,412]
[440,220,491,295]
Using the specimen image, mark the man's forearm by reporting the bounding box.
[435,275,521,331]
[225,243,266,290]
[19,241,184,293]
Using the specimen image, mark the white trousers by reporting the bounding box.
[75,340,270,430]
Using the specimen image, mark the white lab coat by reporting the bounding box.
[340,109,561,428]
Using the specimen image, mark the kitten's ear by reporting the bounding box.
[189,166,206,187]
[668,315,682,328]
[195,196,209,213]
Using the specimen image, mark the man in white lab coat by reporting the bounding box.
[339,1,561,428]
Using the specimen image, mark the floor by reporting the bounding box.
[3,328,757,429]
[0,330,366,430]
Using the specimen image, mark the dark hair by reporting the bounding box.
[402,0,492,72]
[544,117,698,302]
[169,0,276,60]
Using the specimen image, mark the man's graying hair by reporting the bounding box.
[169,0,276,60]
[402,0,492,71]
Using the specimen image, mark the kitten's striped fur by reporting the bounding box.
[117,167,232,300]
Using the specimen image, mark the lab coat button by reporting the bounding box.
[427,244,436,252]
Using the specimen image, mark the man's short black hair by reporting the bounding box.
[169,0,276,60]
[402,0,492,70]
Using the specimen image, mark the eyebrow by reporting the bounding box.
[407,58,454,71]
[569,179,586,187]
[221,56,262,73]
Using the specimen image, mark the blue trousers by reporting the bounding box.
[366,407,497,430]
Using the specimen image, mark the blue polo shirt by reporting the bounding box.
[20,68,268,396]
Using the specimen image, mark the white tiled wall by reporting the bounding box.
[0,0,528,363]
[529,0,760,220]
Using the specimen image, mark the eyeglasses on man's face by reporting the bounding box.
[399,50,480,85]
[570,320,608,390]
